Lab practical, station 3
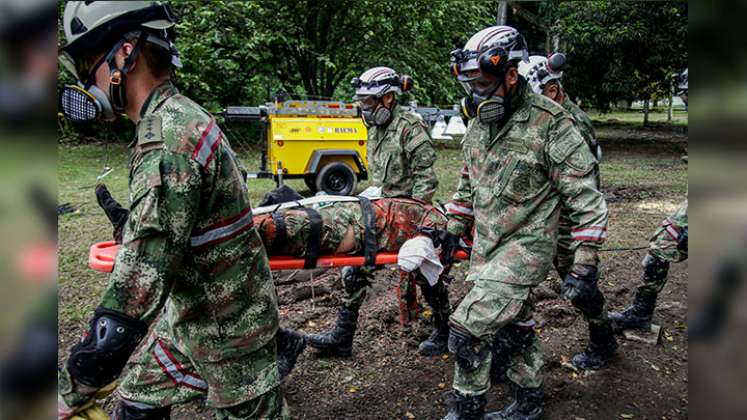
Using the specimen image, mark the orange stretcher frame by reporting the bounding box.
[89,241,468,325]
[89,241,469,273]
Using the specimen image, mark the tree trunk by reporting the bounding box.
[552,32,560,52]
[496,1,508,25]
[643,98,650,126]
[667,94,673,122]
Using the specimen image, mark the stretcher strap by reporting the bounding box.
[271,212,287,253]
[300,207,323,269]
[358,196,377,266]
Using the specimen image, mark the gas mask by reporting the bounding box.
[59,83,117,122]
[358,96,393,127]
[458,75,512,125]
[59,33,149,123]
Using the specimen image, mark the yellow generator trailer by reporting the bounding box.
[223,100,368,196]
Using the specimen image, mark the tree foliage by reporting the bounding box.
[58,1,688,141]
[173,0,495,110]
[547,1,688,111]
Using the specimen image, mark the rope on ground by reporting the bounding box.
[599,246,649,252]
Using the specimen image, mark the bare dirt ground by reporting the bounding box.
[58,124,688,419]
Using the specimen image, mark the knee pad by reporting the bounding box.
[642,253,670,283]
[67,307,147,388]
[448,327,489,372]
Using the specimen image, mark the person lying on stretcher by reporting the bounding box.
[96,184,470,357]
[96,184,469,271]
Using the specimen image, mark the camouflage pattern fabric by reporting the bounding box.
[636,200,688,296]
[555,95,601,278]
[366,104,439,203]
[254,198,447,257]
[93,81,282,411]
[446,81,608,396]
[117,310,288,417]
[451,283,543,395]
[649,200,688,263]
[561,96,598,161]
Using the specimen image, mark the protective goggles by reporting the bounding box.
[356,95,379,111]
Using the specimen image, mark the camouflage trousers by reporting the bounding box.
[638,200,688,296]
[117,316,289,419]
[450,281,543,396]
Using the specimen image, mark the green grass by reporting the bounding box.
[588,109,689,127]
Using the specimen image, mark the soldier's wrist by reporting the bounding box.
[573,245,599,267]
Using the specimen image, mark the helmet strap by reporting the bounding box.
[107,32,148,113]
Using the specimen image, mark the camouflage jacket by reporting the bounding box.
[366,104,438,203]
[99,81,279,363]
[445,82,608,285]
[561,96,599,160]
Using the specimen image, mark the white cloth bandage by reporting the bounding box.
[397,236,444,286]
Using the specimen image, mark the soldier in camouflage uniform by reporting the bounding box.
[518,54,617,371]
[610,200,688,332]
[57,3,291,419]
[441,26,610,419]
[306,66,450,358]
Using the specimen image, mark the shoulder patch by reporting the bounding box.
[137,115,163,152]
[138,115,162,145]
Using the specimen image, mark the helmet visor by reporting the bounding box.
[356,95,379,112]
[59,50,108,86]
[463,70,501,98]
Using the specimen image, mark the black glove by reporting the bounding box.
[560,264,599,301]
[95,184,129,244]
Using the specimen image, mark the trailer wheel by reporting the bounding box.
[316,162,357,196]
[304,174,318,193]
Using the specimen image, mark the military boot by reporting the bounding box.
[418,312,450,356]
[418,281,451,356]
[305,306,358,357]
[609,291,657,332]
[441,392,487,420]
[571,321,618,370]
[114,402,171,420]
[485,384,543,420]
[276,327,306,379]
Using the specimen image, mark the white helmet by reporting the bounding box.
[518,53,566,94]
[351,66,413,100]
[450,26,528,99]
[60,1,177,81]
